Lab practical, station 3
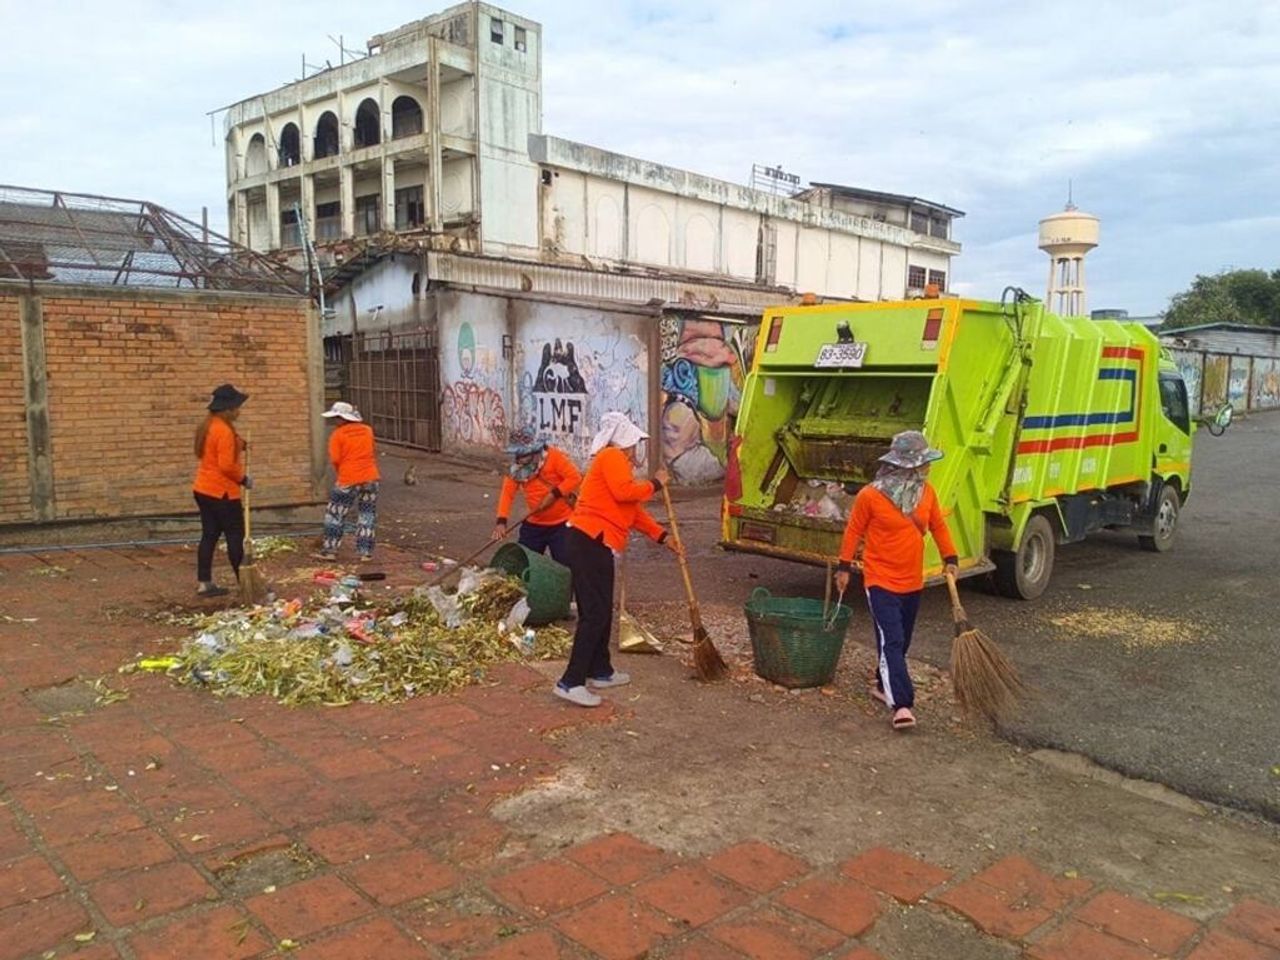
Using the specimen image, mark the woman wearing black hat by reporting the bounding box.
[192,384,251,597]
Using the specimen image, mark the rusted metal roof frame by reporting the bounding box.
[0,185,307,296]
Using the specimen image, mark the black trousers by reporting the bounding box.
[194,491,245,583]
[560,527,615,688]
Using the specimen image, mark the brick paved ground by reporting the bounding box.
[2,546,1278,959]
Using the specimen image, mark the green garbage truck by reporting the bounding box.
[721,293,1195,599]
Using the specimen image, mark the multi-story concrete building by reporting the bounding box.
[222,2,964,480]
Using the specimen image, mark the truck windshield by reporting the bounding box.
[1159,375,1190,434]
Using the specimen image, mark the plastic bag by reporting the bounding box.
[424,585,464,629]
[504,598,530,633]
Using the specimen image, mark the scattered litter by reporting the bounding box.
[221,536,296,560]
[1049,609,1213,651]
[132,574,571,706]
[28,565,68,577]
[92,678,130,706]
[1153,891,1205,904]
[73,932,96,943]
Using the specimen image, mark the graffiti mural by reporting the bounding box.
[659,316,758,486]
[441,317,508,451]
[1253,357,1280,410]
[1228,357,1251,412]
[514,308,648,465]
[1201,354,1230,412]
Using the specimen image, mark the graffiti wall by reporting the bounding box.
[1253,357,1280,410]
[659,316,758,487]
[1163,350,1280,421]
[438,292,509,456]
[1228,357,1252,412]
[511,302,650,466]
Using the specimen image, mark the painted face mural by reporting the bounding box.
[457,321,476,378]
[659,316,757,486]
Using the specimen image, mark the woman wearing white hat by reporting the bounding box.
[315,401,380,562]
[555,411,681,707]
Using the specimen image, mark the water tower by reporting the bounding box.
[1038,199,1099,317]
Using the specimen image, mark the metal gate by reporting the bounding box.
[348,329,442,452]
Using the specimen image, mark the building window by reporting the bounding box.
[279,123,301,167]
[313,112,340,159]
[391,96,423,139]
[928,269,947,291]
[355,195,380,236]
[910,211,928,234]
[395,186,425,230]
[353,99,381,148]
[514,26,527,51]
[281,209,300,248]
[315,201,341,240]
[907,265,927,290]
[929,216,949,239]
[490,18,504,43]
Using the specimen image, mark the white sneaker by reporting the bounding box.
[587,672,631,689]
[554,683,603,707]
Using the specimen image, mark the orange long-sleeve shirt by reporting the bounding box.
[496,446,581,527]
[838,483,958,593]
[329,422,380,486]
[193,416,245,500]
[568,446,666,552]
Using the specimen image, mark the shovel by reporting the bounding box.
[617,554,662,655]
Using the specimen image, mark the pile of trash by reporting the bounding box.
[129,570,572,706]
[772,479,853,521]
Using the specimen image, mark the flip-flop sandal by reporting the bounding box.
[892,711,917,730]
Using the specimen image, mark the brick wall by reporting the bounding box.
[0,284,324,526]
[0,296,29,521]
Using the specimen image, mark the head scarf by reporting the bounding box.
[870,463,927,516]
[589,411,649,457]
[508,449,546,483]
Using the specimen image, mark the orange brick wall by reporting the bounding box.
[0,286,323,525]
[0,296,29,521]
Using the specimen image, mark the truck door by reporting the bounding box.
[1155,372,1193,486]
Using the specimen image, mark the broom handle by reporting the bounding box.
[944,570,966,621]
[242,432,252,543]
[619,553,627,609]
[823,560,833,620]
[660,483,704,632]
[424,508,532,588]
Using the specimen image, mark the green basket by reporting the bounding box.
[489,543,572,626]
[744,587,853,689]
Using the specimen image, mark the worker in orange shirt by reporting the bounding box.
[834,431,959,731]
[192,384,251,597]
[555,412,681,708]
[490,425,582,565]
[315,401,380,562]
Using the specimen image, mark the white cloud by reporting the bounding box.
[2,0,1276,314]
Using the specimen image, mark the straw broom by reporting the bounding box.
[945,571,1024,723]
[660,484,727,681]
[238,435,270,606]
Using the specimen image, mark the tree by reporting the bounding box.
[1163,268,1280,329]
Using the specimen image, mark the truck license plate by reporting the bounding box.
[814,342,867,368]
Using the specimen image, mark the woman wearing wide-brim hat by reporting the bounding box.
[192,384,251,597]
[834,430,959,731]
[491,424,581,566]
[314,401,381,562]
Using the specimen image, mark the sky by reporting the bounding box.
[1,0,1277,315]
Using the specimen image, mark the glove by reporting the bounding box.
[241,476,254,490]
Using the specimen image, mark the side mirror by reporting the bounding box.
[1216,405,1234,430]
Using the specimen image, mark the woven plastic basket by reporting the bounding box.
[744,587,852,688]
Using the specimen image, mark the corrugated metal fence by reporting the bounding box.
[1167,349,1280,418]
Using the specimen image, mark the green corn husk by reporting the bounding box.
[134,576,570,707]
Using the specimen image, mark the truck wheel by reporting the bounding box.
[993,514,1056,600]
[1138,485,1180,553]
